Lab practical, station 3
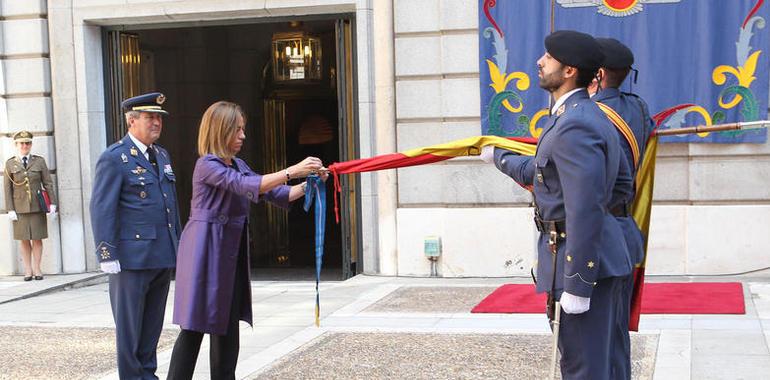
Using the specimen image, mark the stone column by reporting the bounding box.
[355,0,380,274]
[48,0,91,273]
[372,0,398,274]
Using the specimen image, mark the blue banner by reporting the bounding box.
[479,0,769,143]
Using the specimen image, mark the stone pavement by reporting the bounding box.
[0,274,768,379]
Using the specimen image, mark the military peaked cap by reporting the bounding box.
[122,92,169,115]
[13,130,33,142]
[545,30,604,71]
[596,37,634,69]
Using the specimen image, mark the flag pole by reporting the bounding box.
[655,120,770,136]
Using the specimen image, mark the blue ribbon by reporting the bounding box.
[303,175,325,326]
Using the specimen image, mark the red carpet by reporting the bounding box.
[471,282,745,314]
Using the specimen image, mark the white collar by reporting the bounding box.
[127,131,149,154]
[18,154,30,162]
[551,88,583,115]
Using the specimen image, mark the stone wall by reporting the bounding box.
[0,0,62,275]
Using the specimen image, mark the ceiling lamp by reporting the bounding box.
[272,31,322,82]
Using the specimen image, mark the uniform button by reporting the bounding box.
[163,193,168,198]
[135,234,140,239]
[218,215,227,223]
[168,223,172,228]
[246,191,254,199]
[166,208,170,213]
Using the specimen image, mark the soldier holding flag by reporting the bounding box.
[590,37,657,379]
[481,30,633,379]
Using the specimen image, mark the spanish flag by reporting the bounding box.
[327,135,537,221]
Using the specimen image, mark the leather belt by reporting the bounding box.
[534,216,566,239]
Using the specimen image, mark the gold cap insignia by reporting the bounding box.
[13,130,33,143]
[156,94,166,105]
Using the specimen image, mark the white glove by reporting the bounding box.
[48,205,57,215]
[479,145,495,163]
[8,211,18,221]
[560,291,591,314]
[100,260,121,274]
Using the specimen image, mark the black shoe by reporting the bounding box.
[34,275,43,280]
[23,276,32,281]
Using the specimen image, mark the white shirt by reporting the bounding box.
[551,88,584,115]
[127,131,151,160]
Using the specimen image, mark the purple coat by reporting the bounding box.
[172,154,290,335]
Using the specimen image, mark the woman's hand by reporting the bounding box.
[288,156,323,179]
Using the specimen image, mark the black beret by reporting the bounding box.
[545,30,604,71]
[122,92,169,115]
[596,38,634,69]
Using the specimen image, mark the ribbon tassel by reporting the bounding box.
[303,175,326,327]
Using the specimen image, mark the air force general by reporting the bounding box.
[90,92,181,380]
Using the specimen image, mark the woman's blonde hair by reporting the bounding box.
[197,101,246,159]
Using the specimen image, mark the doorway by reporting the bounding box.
[102,18,360,280]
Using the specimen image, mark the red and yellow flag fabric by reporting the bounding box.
[327,133,657,331]
[327,136,536,221]
[328,135,536,174]
[628,134,658,331]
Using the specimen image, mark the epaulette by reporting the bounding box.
[107,140,125,152]
[622,92,651,115]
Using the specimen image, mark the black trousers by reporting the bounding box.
[166,249,246,380]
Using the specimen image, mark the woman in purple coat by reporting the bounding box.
[167,101,324,379]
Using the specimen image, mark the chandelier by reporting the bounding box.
[272,32,322,82]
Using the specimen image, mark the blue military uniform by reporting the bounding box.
[90,92,181,380]
[594,37,657,380]
[492,31,633,379]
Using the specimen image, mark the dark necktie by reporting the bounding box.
[22,157,28,169]
[147,146,158,173]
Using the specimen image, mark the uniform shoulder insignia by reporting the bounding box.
[107,141,124,152]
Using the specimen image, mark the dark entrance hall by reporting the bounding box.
[103,18,360,279]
